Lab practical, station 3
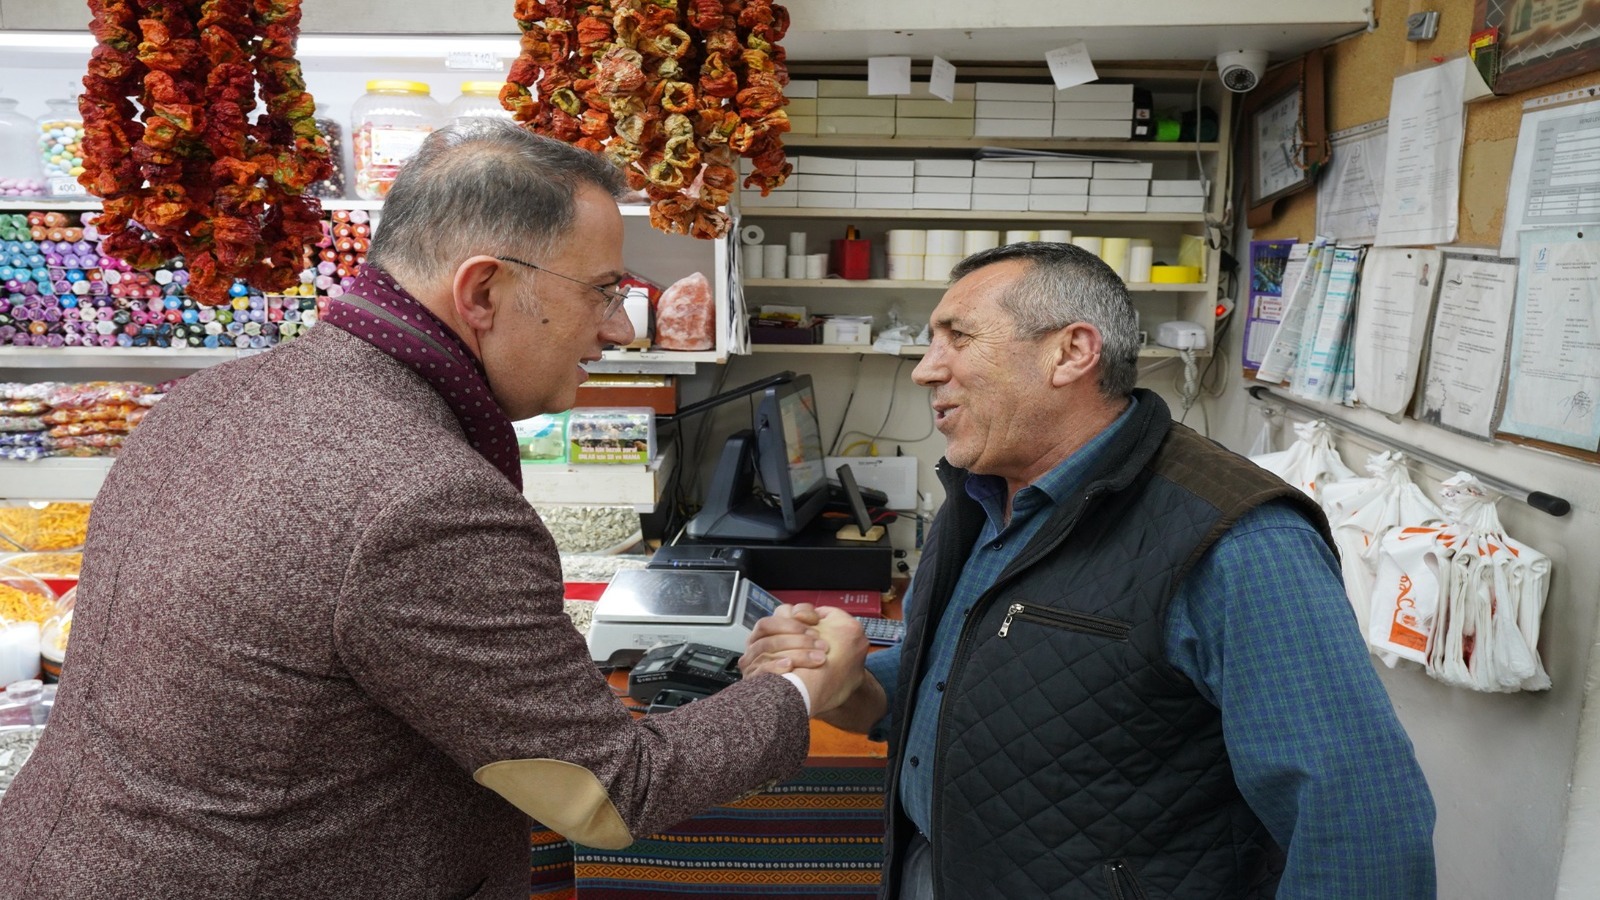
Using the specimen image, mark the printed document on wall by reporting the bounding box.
[1353,247,1441,414]
[1500,92,1600,257]
[1317,121,1387,244]
[1256,240,1328,385]
[1500,229,1600,450]
[1292,246,1364,403]
[1417,254,1517,439]
[1374,58,1492,247]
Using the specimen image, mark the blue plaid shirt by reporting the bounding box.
[864,400,1437,897]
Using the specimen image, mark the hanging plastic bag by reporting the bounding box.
[1324,452,1444,647]
[1368,522,1457,666]
[1249,419,1357,504]
[1246,405,1276,458]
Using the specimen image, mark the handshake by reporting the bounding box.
[739,604,887,731]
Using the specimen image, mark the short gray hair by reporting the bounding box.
[366,119,627,286]
[948,241,1140,398]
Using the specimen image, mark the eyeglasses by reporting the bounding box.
[495,255,628,321]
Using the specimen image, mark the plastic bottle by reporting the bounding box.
[0,99,46,199]
[35,98,85,195]
[351,81,443,200]
[447,81,514,123]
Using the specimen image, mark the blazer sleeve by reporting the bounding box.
[331,475,810,842]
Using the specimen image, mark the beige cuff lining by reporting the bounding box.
[473,758,634,849]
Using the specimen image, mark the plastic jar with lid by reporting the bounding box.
[36,98,85,192]
[447,81,514,123]
[310,108,347,200]
[0,99,46,199]
[351,80,443,200]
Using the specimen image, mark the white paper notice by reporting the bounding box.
[1417,254,1518,438]
[1500,93,1600,257]
[1500,229,1600,450]
[1375,58,1492,247]
[1293,246,1364,403]
[1352,247,1441,414]
[1045,42,1098,91]
[868,56,912,96]
[1256,241,1326,384]
[928,57,957,103]
[1317,122,1388,245]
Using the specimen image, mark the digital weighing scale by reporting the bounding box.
[586,567,783,667]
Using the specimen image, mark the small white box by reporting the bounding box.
[1028,195,1089,212]
[894,117,977,138]
[787,115,817,135]
[786,80,819,98]
[1087,195,1149,213]
[913,176,972,193]
[797,174,857,192]
[975,82,1055,101]
[794,156,856,176]
[975,99,1055,120]
[818,116,897,136]
[822,316,874,346]
[818,97,897,116]
[1053,83,1135,102]
[1146,195,1206,213]
[854,193,914,209]
[798,191,856,208]
[786,98,818,116]
[972,176,1031,195]
[1031,159,1095,179]
[856,175,914,193]
[817,79,870,98]
[975,118,1053,137]
[914,192,973,210]
[1151,179,1206,197]
[1089,179,1149,196]
[907,82,977,101]
[971,194,1030,211]
[739,190,799,208]
[857,158,915,177]
[896,99,977,118]
[1051,119,1133,139]
[914,159,975,177]
[974,160,1034,178]
[1053,101,1135,120]
[1029,178,1089,195]
[1093,161,1154,179]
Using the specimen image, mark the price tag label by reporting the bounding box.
[47,177,87,197]
[445,50,505,72]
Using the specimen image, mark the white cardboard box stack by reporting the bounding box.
[1087,160,1151,213]
[786,79,817,135]
[1052,83,1135,139]
[974,82,1055,138]
[737,156,798,208]
[794,156,856,208]
[912,159,973,210]
[895,82,976,138]
[855,158,915,209]
[816,79,896,136]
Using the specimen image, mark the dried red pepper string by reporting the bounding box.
[79,0,330,305]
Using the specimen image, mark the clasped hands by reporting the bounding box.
[740,603,884,730]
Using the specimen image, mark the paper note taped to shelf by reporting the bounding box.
[1045,42,1097,91]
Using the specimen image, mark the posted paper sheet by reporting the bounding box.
[1293,246,1365,404]
[1418,254,1518,438]
[1500,91,1600,257]
[1375,58,1493,247]
[1353,247,1441,414]
[1501,229,1600,450]
[1256,240,1327,385]
[1317,121,1387,244]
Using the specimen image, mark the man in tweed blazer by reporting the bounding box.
[0,121,865,899]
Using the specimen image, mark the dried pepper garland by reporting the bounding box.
[505,0,791,239]
[80,0,330,305]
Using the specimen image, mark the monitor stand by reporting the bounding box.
[685,430,793,542]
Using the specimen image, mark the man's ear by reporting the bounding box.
[453,256,504,333]
[1049,322,1103,388]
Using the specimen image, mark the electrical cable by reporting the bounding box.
[826,354,865,456]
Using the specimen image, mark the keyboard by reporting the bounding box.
[856,616,907,646]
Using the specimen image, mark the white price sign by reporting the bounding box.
[445,50,505,72]
[47,177,87,197]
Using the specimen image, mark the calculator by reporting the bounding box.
[856,616,907,646]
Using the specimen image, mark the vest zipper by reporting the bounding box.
[1104,859,1150,900]
[997,602,1133,640]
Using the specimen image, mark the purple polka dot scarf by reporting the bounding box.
[323,265,523,491]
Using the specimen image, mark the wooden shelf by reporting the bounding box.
[742,278,1211,292]
[783,135,1221,154]
[738,207,1205,223]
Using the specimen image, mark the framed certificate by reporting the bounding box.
[1244,48,1329,227]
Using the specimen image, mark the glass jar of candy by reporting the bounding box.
[447,81,514,123]
[310,110,347,200]
[0,99,46,200]
[351,80,442,200]
[36,99,85,195]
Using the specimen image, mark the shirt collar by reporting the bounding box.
[964,395,1141,522]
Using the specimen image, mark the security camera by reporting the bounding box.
[1216,50,1269,93]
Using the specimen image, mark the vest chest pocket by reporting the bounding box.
[997,602,1133,641]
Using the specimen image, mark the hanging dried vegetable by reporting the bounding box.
[80,0,330,305]
[506,0,791,239]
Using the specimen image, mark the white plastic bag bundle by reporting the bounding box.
[1249,420,1357,505]
[1324,452,1444,648]
[1425,475,1551,692]
[1369,520,1454,666]
[1246,406,1276,458]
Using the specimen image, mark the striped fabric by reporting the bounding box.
[530,764,886,898]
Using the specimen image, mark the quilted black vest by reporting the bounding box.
[882,390,1333,899]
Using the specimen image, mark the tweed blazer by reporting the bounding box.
[0,325,810,899]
